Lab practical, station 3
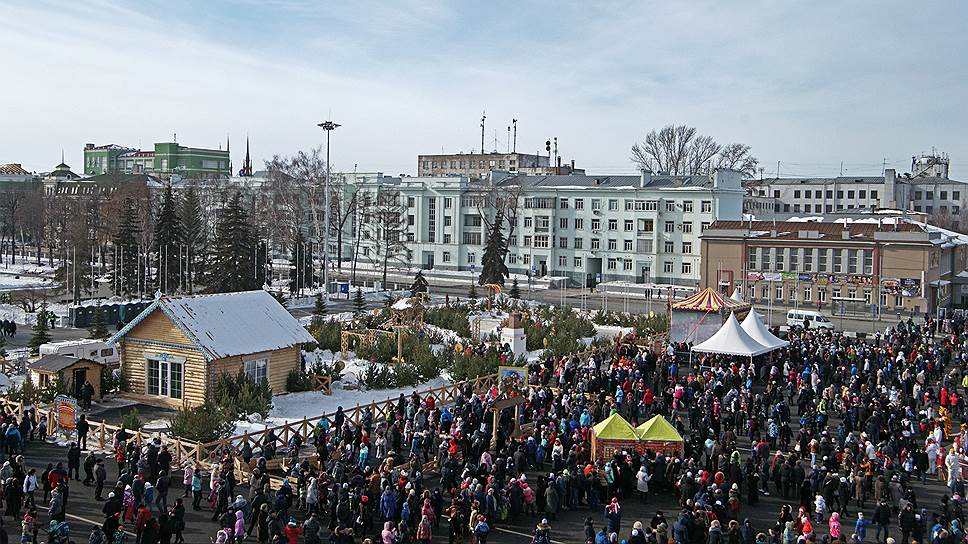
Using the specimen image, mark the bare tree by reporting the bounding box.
[11,287,50,313]
[372,189,410,286]
[350,191,373,283]
[631,124,758,178]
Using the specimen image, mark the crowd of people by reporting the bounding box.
[0,311,966,544]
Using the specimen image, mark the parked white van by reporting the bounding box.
[786,310,834,330]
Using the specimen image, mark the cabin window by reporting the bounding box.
[244,357,269,385]
[147,359,183,399]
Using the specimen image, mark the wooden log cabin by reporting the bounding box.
[107,291,315,409]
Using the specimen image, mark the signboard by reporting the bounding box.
[881,278,921,297]
[339,282,350,294]
[498,365,528,386]
[54,394,77,434]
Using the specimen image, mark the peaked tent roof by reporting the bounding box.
[730,288,745,303]
[740,309,789,351]
[635,415,684,442]
[672,287,749,312]
[108,290,315,361]
[592,413,639,441]
[691,313,772,357]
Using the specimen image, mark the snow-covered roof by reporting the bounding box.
[108,290,315,361]
[391,298,413,310]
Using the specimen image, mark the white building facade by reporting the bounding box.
[345,169,745,287]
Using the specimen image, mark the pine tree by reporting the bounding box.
[114,198,142,296]
[509,277,521,299]
[181,186,207,293]
[288,231,313,295]
[409,270,429,297]
[88,306,109,340]
[353,287,366,315]
[468,282,478,299]
[207,192,256,293]
[478,210,509,286]
[313,292,326,316]
[152,184,185,294]
[29,303,52,355]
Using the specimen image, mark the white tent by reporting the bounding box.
[740,309,789,350]
[730,288,745,303]
[691,313,772,357]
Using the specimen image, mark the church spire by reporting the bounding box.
[243,136,253,176]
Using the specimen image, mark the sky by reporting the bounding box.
[2,0,967,178]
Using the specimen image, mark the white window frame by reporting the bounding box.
[244,357,269,385]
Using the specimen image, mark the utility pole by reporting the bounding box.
[317,120,341,297]
[480,111,486,154]
[512,119,517,153]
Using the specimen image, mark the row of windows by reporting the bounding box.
[789,189,879,200]
[914,190,961,201]
[423,159,515,169]
[747,247,873,274]
[512,236,693,254]
[744,284,903,307]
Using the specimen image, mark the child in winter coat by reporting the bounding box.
[829,512,842,539]
[815,494,827,523]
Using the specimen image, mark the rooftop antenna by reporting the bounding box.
[493,129,498,153]
[480,110,486,154]
[512,119,518,153]
[506,125,510,153]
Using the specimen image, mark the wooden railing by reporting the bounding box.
[310,375,332,395]
[0,372,500,477]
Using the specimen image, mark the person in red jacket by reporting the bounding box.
[134,504,153,544]
[284,519,303,544]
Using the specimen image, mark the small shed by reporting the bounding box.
[634,415,685,457]
[28,355,104,400]
[108,291,315,409]
[590,413,640,461]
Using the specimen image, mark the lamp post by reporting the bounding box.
[317,120,340,298]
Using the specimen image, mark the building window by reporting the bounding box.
[559,255,567,267]
[665,200,676,212]
[560,218,568,229]
[682,222,693,233]
[664,221,674,233]
[775,285,783,300]
[591,219,601,230]
[574,257,582,267]
[624,220,634,232]
[794,190,801,199]
[701,222,711,231]
[560,198,569,209]
[927,191,934,200]
[803,287,812,301]
[871,190,878,199]
[608,199,618,211]
[847,190,855,199]
[244,357,269,385]
[534,235,549,248]
[462,232,482,245]
[683,201,693,212]
[664,241,674,253]
[467,252,476,264]
[575,218,584,229]
[591,239,600,250]
[818,289,827,303]
[524,217,533,228]
[608,219,618,230]
[748,248,757,271]
[523,235,532,247]
[607,239,617,250]
[591,199,601,210]
[574,238,583,249]
[407,196,415,207]
[443,197,452,208]
[523,254,530,265]
[575,198,584,210]
[645,200,658,211]
[663,261,673,273]
[607,258,617,270]
[639,219,654,232]
[559,237,568,248]
[682,262,692,275]
[863,289,872,304]
[955,191,961,201]
[442,252,451,263]
[859,190,866,199]
[146,358,183,399]
[761,286,769,300]
[623,260,632,271]
[701,201,712,213]
[623,240,633,251]
[682,241,692,253]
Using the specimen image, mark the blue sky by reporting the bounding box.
[2,0,967,177]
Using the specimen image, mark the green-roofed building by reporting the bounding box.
[84,141,231,179]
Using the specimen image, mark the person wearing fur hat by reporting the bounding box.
[533,519,552,544]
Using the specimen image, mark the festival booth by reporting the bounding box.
[739,309,789,351]
[591,413,640,461]
[690,312,772,360]
[634,415,685,457]
[670,288,751,344]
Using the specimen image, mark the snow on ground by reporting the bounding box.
[233,375,452,436]
[0,258,57,277]
[0,275,55,291]
[424,324,462,344]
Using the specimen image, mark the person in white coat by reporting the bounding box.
[636,464,651,503]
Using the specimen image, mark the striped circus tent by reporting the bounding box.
[672,287,748,312]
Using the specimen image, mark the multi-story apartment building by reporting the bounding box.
[417,152,585,178]
[84,142,231,179]
[748,155,968,230]
[345,169,744,287]
[699,218,968,315]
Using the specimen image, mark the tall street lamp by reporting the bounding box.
[317,120,340,298]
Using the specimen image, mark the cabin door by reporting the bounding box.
[72,369,86,399]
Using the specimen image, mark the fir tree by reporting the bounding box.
[313,292,326,316]
[181,186,207,293]
[478,210,509,286]
[353,287,366,315]
[255,237,270,289]
[468,282,478,299]
[29,303,52,355]
[409,270,429,297]
[509,277,521,299]
[288,231,313,295]
[207,192,256,293]
[152,184,185,294]
[88,306,109,340]
[114,198,142,296]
